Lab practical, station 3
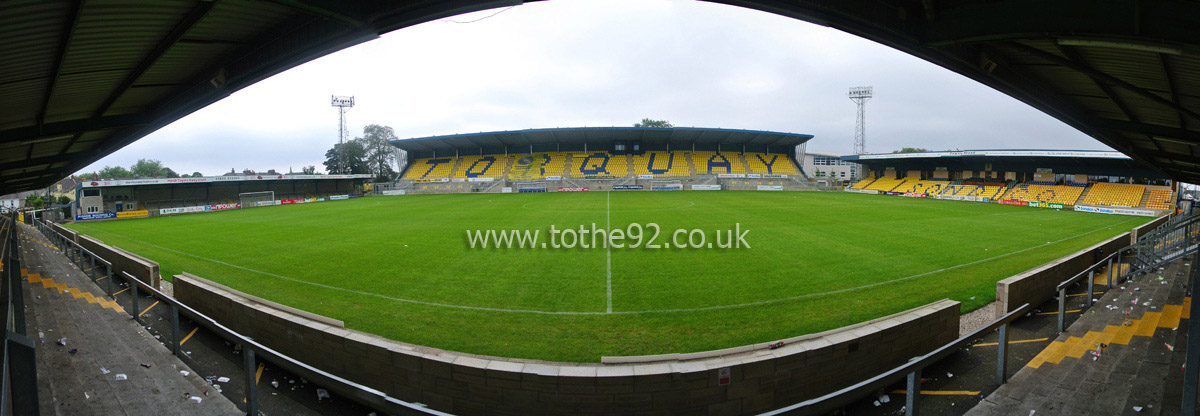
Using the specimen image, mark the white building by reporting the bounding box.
[800,151,858,184]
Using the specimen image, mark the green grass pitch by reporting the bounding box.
[66,191,1151,362]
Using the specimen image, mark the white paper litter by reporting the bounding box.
[114,374,127,381]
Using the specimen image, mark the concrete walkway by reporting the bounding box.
[16,223,240,415]
[965,257,1192,416]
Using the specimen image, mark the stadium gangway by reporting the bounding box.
[33,219,453,416]
[758,303,1032,416]
[1,213,39,415]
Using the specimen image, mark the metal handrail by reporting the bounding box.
[38,220,450,416]
[1053,211,1200,333]
[3,213,39,415]
[760,303,1032,416]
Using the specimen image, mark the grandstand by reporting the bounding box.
[842,150,1178,214]
[1003,182,1087,205]
[403,157,456,180]
[1146,188,1175,210]
[745,152,800,175]
[691,151,745,175]
[453,155,505,179]
[571,152,629,178]
[632,151,691,177]
[71,173,372,221]
[389,127,814,192]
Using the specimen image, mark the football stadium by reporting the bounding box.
[58,129,1169,364]
[4,2,1200,416]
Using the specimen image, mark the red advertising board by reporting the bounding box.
[280,198,305,205]
[998,199,1028,206]
[209,203,241,211]
[901,192,928,198]
[557,187,589,192]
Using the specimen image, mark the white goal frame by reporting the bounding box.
[239,191,276,207]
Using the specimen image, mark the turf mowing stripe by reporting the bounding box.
[71,217,1140,315]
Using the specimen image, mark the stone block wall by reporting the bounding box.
[995,232,1130,318]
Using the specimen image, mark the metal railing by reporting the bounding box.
[760,303,1031,416]
[2,213,39,415]
[1054,245,1136,333]
[1053,211,1199,333]
[32,219,451,416]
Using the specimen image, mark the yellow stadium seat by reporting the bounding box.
[1079,183,1145,207]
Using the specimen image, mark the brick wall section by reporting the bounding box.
[995,232,1130,318]
[174,274,959,416]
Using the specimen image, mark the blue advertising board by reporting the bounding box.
[76,212,116,221]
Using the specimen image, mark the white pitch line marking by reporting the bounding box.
[606,190,613,314]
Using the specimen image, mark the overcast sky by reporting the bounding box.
[77,0,1109,176]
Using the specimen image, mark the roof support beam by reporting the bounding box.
[1160,54,1189,132]
[1094,119,1200,146]
[1056,45,1164,152]
[262,0,366,27]
[0,114,148,144]
[1005,41,1200,122]
[0,153,87,174]
[37,0,84,127]
[89,1,215,123]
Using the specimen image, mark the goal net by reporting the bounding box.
[515,181,548,192]
[650,180,683,191]
[239,191,276,207]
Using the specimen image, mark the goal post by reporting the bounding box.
[239,191,276,207]
[650,180,683,191]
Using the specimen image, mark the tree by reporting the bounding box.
[302,165,317,175]
[24,194,43,209]
[634,118,674,128]
[130,159,178,177]
[360,124,399,181]
[97,165,132,178]
[191,171,203,178]
[323,140,369,174]
[56,196,71,205]
[892,147,930,153]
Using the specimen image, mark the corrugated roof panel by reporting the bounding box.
[0,78,49,130]
[43,71,126,123]
[136,42,236,85]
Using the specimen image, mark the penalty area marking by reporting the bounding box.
[71,217,1141,316]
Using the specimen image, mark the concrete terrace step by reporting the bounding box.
[17,223,240,415]
[965,258,1192,416]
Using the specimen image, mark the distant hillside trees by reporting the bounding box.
[634,118,674,128]
[93,159,179,179]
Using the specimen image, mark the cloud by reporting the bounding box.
[77,0,1105,176]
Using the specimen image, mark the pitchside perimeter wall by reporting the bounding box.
[994,214,1169,318]
[48,221,161,288]
[174,273,959,415]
